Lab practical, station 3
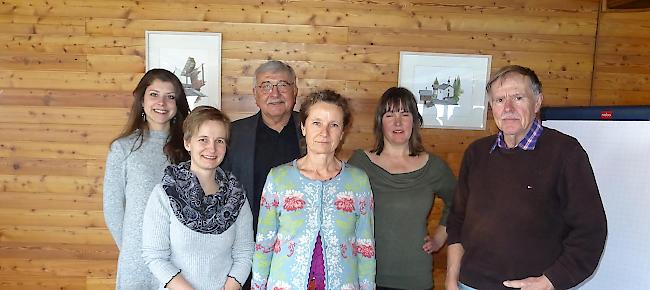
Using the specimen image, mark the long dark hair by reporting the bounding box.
[111,69,190,164]
[370,87,425,156]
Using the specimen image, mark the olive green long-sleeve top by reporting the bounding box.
[348,150,456,290]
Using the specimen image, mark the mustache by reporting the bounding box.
[500,113,520,119]
[266,98,285,104]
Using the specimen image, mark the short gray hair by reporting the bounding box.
[253,60,297,88]
[486,65,542,97]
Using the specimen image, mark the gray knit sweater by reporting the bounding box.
[103,130,170,289]
[142,183,254,290]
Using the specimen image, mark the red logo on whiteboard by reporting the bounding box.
[600,111,613,119]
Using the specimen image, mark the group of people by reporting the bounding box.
[103,60,607,290]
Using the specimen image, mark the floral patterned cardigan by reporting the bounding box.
[252,160,376,290]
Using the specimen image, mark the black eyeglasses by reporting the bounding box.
[257,81,294,93]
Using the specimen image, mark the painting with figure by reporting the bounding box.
[146,31,222,110]
[399,52,491,130]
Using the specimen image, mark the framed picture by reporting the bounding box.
[146,31,222,110]
[398,51,492,130]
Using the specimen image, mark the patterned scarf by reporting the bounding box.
[162,161,246,234]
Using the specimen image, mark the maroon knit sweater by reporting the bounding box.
[447,127,607,290]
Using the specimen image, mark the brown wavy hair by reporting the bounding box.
[111,69,190,164]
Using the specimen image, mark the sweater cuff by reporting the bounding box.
[227,275,242,287]
[152,264,181,286]
[228,265,251,287]
[446,227,461,245]
[164,270,182,288]
[544,263,575,290]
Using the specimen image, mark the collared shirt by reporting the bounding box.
[490,119,543,153]
[252,114,300,224]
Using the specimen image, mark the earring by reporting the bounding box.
[171,116,177,124]
[141,111,146,121]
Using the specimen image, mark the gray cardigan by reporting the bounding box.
[142,184,254,289]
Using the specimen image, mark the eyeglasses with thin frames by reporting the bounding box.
[257,81,294,94]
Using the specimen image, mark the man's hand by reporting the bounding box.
[445,281,461,290]
[445,243,464,290]
[503,275,554,290]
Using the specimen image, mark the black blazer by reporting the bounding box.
[222,111,306,217]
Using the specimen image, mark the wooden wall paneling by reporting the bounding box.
[0,89,133,107]
[594,71,650,91]
[85,277,116,290]
[593,10,650,105]
[5,1,646,289]
[595,54,650,74]
[0,274,86,290]
[0,174,101,195]
[596,36,650,56]
[0,70,139,91]
[0,140,107,160]
[0,52,86,71]
[0,208,104,227]
[0,34,90,54]
[85,18,350,44]
[0,257,115,276]
[0,225,112,245]
[222,58,398,82]
[259,6,598,36]
[538,87,592,106]
[0,15,85,35]
[0,158,95,176]
[2,0,263,23]
[349,28,596,54]
[0,124,122,144]
[0,192,101,210]
[86,54,144,73]
[0,106,128,125]
[85,36,143,55]
[592,89,650,105]
[597,12,650,37]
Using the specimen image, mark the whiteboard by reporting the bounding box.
[543,120,650,289]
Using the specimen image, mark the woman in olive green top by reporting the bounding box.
[348,87,456,290]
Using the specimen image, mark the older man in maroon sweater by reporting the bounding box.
[446,65,607,290]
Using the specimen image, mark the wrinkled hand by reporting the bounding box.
[503,275,554,290]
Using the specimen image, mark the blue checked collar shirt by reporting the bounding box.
[490,119,544,153]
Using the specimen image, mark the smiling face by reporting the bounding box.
[254,71,297,124]
[381,103,414,146]
[142,79,178,131]
[184,120,228,174]
[301,101,345,156]
[488,73,543,147]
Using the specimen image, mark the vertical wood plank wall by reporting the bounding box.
[593,9,650,105]
[0,1,647,289]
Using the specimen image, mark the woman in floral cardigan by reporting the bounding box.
[251,90,376,290]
